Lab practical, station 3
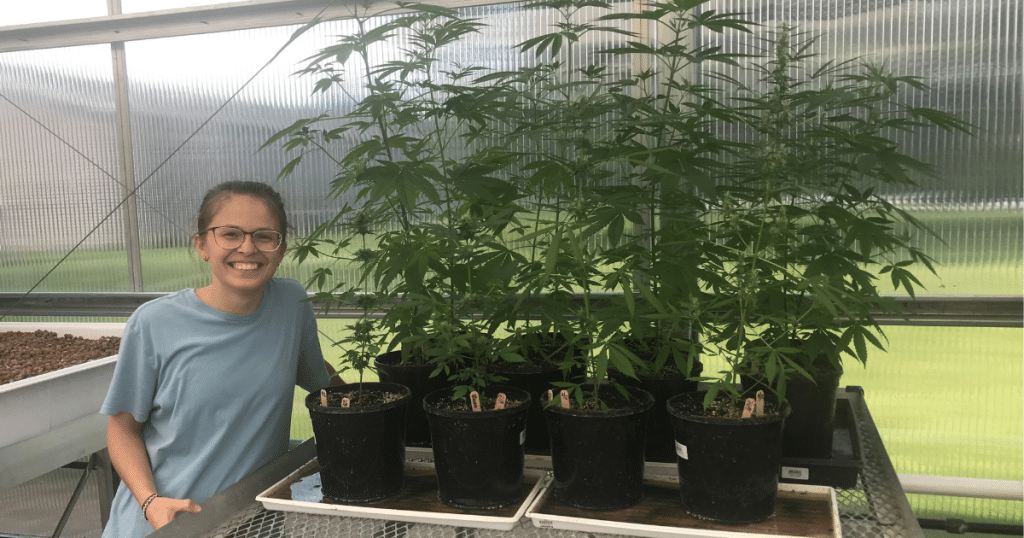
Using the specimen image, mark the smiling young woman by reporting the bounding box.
[100,181,341,538]
[192,187,289,315]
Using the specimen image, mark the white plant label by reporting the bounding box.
[781,466,810,480]
[520,430,526,445]
[675,441,688,460]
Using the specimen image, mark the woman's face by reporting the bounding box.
[193,194,287,299]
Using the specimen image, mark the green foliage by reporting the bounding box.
[268,2,966,411]
[270,2,520,396]
[695,25,970,407]
[299,211,385,395]
[476,0,755,408]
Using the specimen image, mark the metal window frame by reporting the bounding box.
[0,292,1020,327]
[1,2,1020,325]
[0,0,503,53]
[0,0,505,294]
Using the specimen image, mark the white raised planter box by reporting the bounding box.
[0,322,124,489]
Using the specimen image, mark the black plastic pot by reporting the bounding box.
[423,385,531,510]
[374,350,454,447]
[543,383,654,510]
[305,382,412,503]
[489,334,586,453]
[667,390,789,524]
[742,366,842,459]
[781,367,842,458]
[487,363,570,453]
[610,354,703,463]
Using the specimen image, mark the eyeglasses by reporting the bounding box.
[203,226,283,252]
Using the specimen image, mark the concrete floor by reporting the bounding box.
[0,463,104,538]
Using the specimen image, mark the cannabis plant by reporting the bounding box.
[269,3,521,397]
[485,0,753,409]
[293,210,386,403]
[594,0,751,382]
[698,25,970,407]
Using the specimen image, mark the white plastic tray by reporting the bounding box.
[0,323,123,489]
[526,478,841,538]
[256,457,550,531]
[0,322,123,447]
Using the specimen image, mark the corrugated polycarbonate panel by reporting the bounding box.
[841,324,1024,525]
[0,2,1016,294]
[700,0,1023,295]
[3,1,106,27]
[693,1,1023,526]
[122,23,344,291]
[0,45,129,293]
[11,1,1012,296]
[120,0,222,13]
[119,2,638,292]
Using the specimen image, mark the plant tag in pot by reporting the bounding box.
[675,441,688,460]
[741,398,756,418]
[470,391,481,412]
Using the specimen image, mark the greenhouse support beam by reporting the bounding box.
[110,34,144,292]
[0,293,1021,327]
[0,0,509,53]
[898,474,1024,501]
[918,518,1024,536]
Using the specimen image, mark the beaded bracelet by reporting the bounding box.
[141,493,159,521]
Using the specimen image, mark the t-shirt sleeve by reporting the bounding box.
[291,282,330,393]
[100,308,159,424]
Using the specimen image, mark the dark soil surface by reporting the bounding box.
[673,392,784,420]
[0,330,121,386]
[322,388,407,408]
[541,386,647,412]
[440,394,528,412]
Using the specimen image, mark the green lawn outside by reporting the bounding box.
[2,210,1021,295]
[2,248,1021,297]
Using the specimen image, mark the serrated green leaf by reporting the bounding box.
[703,385,719,409]
[622,278,635,318]
[608,344,637,379]
[593,348,609,384]
[545,226,562,277]
[608,213,624,247]
[854,328,867,363]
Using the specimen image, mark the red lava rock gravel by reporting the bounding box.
[0,330,121,386]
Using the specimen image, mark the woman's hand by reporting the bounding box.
[109,414,201,530]
[145,496,202,530]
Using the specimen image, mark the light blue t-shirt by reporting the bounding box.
[100,278,330,538]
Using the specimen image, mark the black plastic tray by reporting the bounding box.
[779,387,864,489]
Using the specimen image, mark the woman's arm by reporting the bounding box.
[107,412,201,529]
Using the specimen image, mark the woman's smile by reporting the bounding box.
[229,261,262,271]
[192,194,287,314]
